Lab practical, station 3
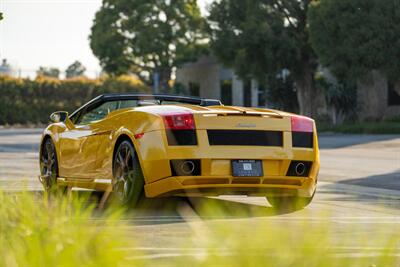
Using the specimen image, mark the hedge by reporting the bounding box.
[0,75,150,125]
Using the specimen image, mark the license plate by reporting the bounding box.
[231,160,263,177]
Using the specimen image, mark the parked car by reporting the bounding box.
[39,93,319,210]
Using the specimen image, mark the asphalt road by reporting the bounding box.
[0,128,399,263]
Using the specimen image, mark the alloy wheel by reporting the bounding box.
[113,142,135,203]
[40,139,57,191]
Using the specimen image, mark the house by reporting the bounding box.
[177,56,400,120]
[175,56,262,107]
[356,70,400,120]
[0,59,12,76]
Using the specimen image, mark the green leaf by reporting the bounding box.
[309,0,400,81]
[89,0,209,89]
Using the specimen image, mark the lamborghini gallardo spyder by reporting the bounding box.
[39,93,319,209]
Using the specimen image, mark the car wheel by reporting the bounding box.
[267,191,315,212]
[112,140,144,207]
[40,138,61,193]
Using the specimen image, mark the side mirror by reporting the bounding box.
[50,111,68,123]
[50,111,75,129]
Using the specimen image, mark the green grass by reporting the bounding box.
[318,120,400,134]
[0,191,134,266]
[0,191,399,267]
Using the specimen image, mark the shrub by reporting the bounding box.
[0,75,150,125]
[315,74,357,125]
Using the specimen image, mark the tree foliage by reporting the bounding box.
[308,0,400,80]
[36,67,61,78]
[65,60,86,78]
[264,74,299,113]
[315,74,356,124]
[90,0,208,89]
[208,1,283,80]
[0,12,3,21]
[208,0,321,116]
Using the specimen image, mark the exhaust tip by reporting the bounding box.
[170,159,201,176]
[295,162,306,176]
[286,161,312,177]
[180,160,195,175]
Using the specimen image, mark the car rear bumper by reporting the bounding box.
[137,129,319,198]
[144,175,317,198]
[136,130,320,183]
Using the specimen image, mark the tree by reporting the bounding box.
[309,0,400,81]
[65,61,86,78]
[36,67,60,78]
[0,12,3,21]
[90,0,208,91]
[208,0,323,116]
[308,0,400,119]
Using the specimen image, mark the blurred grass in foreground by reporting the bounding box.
[0,190,134,266]
[0,190,399,267]
[159,199,400,267]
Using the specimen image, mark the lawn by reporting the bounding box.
[318,119,400,134]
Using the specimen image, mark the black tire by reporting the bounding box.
[112,140,144,207]
[40,138,62,193]
[267,192,315,212]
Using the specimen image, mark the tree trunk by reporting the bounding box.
[295,67,327,118]
[331,105,337,125]
[394,80,400,96]
[356,70,387,121]
[295,70,313,117]
[159,68,172,93]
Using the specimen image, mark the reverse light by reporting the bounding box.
[163,113,195,130]
[291,115,313,133]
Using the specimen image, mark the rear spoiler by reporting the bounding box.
[203,105,284,118]
[102,93,223,107]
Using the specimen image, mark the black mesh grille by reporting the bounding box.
[207,130,283,146]
[292,132,313,148]
[166,130,197,146]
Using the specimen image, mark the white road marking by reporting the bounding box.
[127,252,207,260]
[124,250,400,261]
[120,246,400,252]
[333,252,400,258]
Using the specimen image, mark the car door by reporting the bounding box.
[58,101,118,179]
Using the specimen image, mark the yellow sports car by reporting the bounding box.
[39,93,319,209]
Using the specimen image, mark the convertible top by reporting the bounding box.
[70,93,222,118]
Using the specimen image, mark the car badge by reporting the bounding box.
[235,123,256,128]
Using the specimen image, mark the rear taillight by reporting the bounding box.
[162,113,195,130]
[291,115,313,133]
[291,115,314,148]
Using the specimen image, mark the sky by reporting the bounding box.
[0,0,212,78]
